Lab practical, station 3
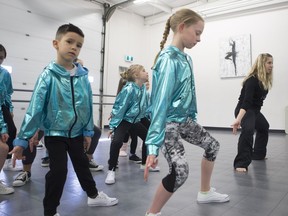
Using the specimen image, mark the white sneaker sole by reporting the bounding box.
[197,196,230,203]
[88,199,118,206]
[13,179,30,187]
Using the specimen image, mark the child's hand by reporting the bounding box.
[107,130,113,139]
[1,133,9,143]
[144,155,158,182]
[9,146,25,167]
[29,131,40,152]
[84,136,91,152]
[231,119,241,134]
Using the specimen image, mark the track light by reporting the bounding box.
[133,0,150,5]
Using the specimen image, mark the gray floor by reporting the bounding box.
[0,129,288,216]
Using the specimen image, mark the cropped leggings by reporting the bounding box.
[161,119,220,193]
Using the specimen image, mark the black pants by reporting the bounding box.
[108,120,147,170]
[43,136,98,216]
[1,105,17,159]
[37,125,101,157]
[129,117,150,156]
[234,108,269,169]
[86,125,101,155]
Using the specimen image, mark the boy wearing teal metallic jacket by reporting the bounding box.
[10,23,118,216]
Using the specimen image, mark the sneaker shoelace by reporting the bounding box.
[15,172,28,181]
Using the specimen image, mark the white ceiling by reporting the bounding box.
[87,0,288,24]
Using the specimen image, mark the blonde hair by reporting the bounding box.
[116,78,127,95]
[154,9,204,63]
[120,64,144,82]
[243,53,273,90]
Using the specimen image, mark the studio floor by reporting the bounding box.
[0,129,287,216]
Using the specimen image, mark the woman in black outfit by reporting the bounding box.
[232,53,273,172]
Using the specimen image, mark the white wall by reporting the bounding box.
[103,10,146,126]
[0,0,103,128]
[1,1,287,130]
[105,8,288,130]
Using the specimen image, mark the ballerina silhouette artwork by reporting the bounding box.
[225,40,238,76]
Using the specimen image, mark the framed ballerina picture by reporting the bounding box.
[219,34,251,78]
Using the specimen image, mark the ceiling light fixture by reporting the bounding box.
[133,0,150,5]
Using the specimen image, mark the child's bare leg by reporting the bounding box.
[235,167,247,172]
[200,158,214,191]
[147,183,173,214]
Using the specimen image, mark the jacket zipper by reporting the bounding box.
[69,76,78,138]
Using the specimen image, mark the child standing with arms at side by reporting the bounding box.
[144,9,229,216]
[10,23,118,216]
[105,64,150,185]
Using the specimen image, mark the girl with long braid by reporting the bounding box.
[144,9,229,216]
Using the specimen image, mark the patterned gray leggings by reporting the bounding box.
[161,119,220,193]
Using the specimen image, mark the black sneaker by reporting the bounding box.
[41,157,50,167]
[129,154,142,163]
[13,171,31,187]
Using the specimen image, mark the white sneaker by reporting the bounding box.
[105,170,115,185]
[13,171,31,187]
[140,164,160,172]
[88,191,118,206]
[88,159,104,172]
[0,180,14,195]
[3,159,22,171]
[119,150,128,157]
[197,187,229,203]
[54,213,60,216]
[37,140,44,150]
[145,212,161,216]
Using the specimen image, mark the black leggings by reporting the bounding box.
[128,117,150,155]
[108,120,147,170]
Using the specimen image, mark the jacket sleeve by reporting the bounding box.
[4,71,14,112]
[14,73,49,149]
[0,106,7,134]
[83,81,94,137]
[145,56,176,156]
[109,85,133,130]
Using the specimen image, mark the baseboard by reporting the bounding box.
[103,125,285,134]
[203,126,285,134]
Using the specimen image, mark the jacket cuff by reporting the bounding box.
[13,138,28,149]
[84,130,94,137]
[147,145,159,156]
[1,123,7,134]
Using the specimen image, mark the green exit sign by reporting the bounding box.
[125,55,134,62]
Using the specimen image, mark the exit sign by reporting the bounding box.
[125,55,134,62]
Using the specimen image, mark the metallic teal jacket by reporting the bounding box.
[14,61,94,149]
[0,66,14,112]
[146,45,197,156]
[0,85,7,134]
[109,82,147,130]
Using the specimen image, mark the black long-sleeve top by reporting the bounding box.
[238,76,268,111]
